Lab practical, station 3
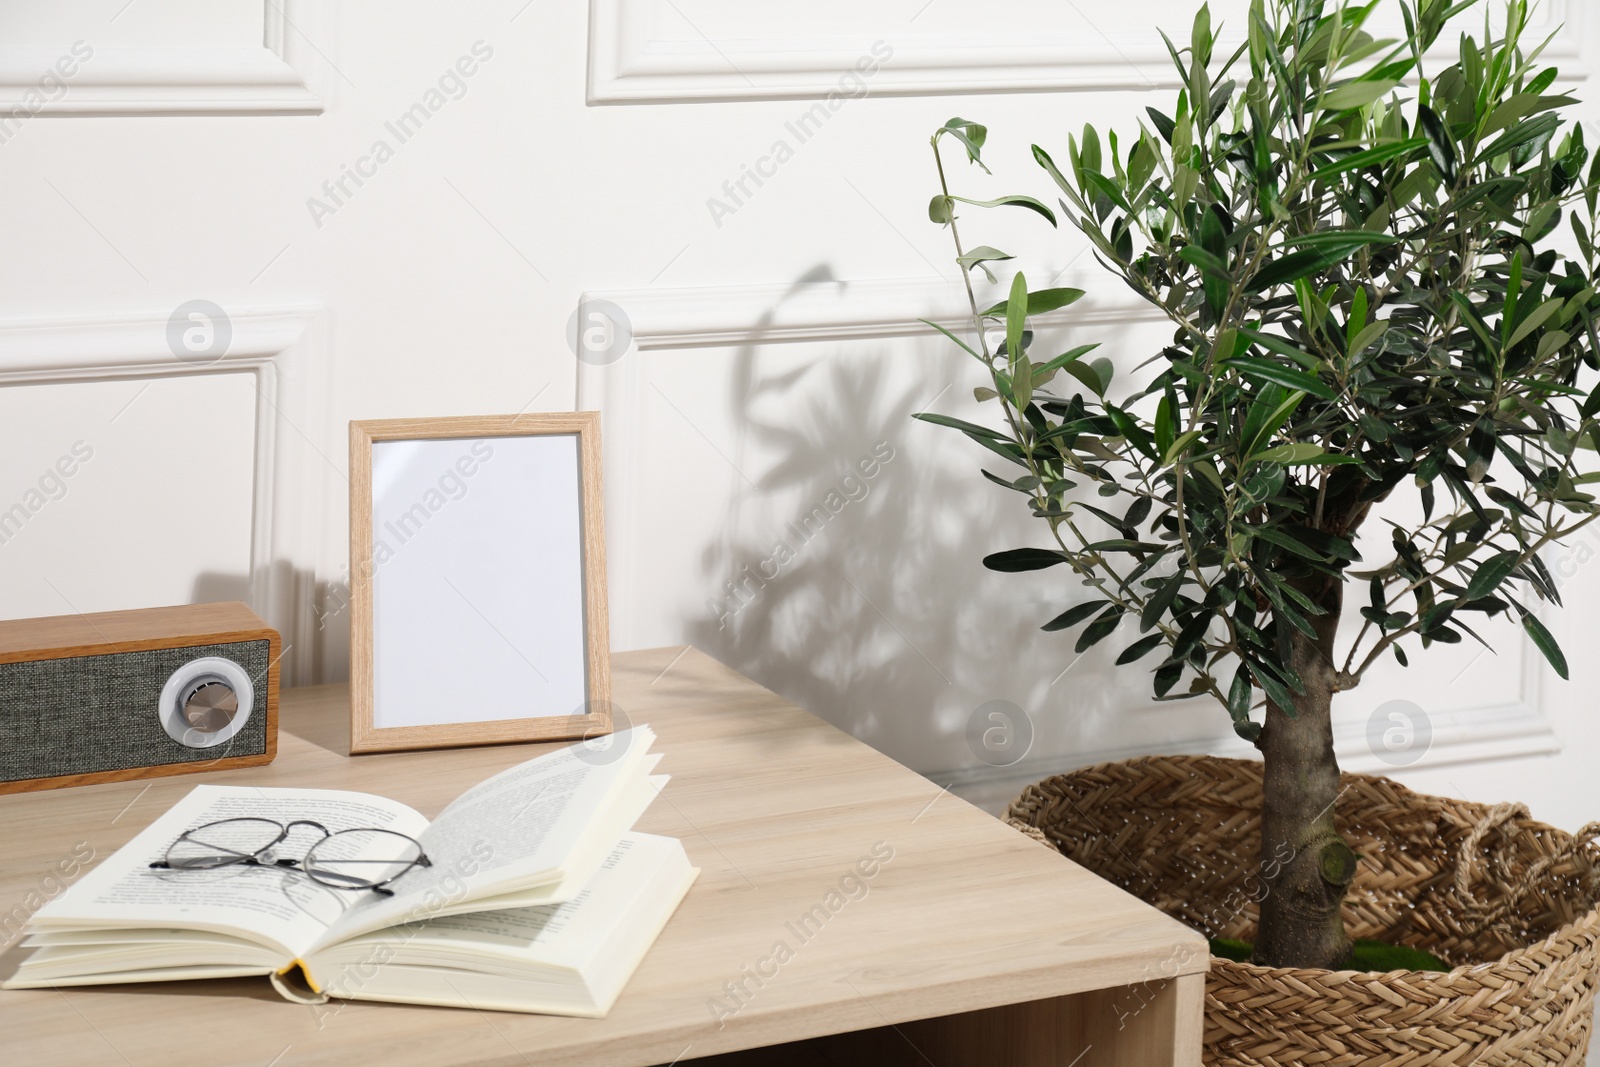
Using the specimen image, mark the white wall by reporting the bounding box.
[3,0,1599,836]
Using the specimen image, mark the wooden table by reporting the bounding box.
[0,646,1207,1066]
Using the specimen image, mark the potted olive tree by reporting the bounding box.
[922,0,1600,1061]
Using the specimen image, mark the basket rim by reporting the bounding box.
[1205,905,1600,981]
[1011,752,1449,808]
[1007,752,1600,980]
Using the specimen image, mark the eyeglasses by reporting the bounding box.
[149,817,431,896]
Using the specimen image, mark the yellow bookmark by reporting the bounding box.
[270,959,328,1004]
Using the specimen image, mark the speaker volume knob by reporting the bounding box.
[182,681,239,733]
[161,657,254,749]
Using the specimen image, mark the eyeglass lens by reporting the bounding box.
[303,829,425,889]
[165,818,284,869]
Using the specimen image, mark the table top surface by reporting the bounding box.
[0,646,1206,1067]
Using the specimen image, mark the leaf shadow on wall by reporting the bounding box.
[679,269,1138,784]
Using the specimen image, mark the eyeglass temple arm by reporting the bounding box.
[150,855,299,870]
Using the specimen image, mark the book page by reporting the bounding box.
[30,785,430,960]
[314,727,658,947]
[345,771,667,929]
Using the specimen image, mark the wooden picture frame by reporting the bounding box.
[348,413,610,754]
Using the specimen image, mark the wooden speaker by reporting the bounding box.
[0,602,279,794]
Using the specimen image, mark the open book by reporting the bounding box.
[2,727,699,1016]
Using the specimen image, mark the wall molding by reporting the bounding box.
[580,271,1560,788]
[592,272,1158,351]
[0,0,328,116]
[0,306,330,683]
[588,0,1583,104]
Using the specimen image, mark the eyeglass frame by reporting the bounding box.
[148,817,432,897]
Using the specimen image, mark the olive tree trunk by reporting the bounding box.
[1252,579,1357,971]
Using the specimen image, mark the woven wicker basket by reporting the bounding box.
[1006,755,1600,1066]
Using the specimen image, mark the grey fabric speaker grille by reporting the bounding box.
[0,640,270,783]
